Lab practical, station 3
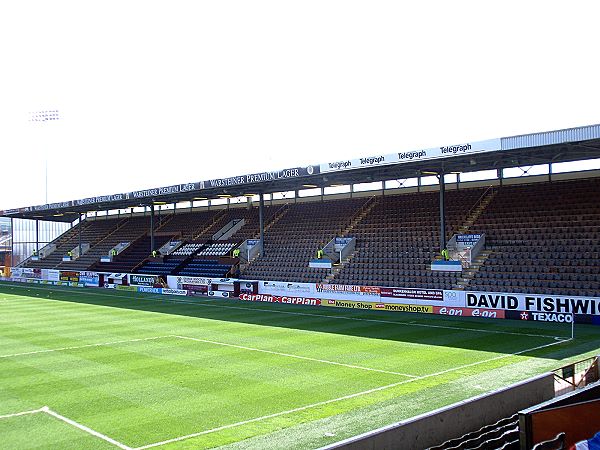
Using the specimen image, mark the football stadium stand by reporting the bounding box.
[241,197,371,283]
[8,175,600,296]
[328,188,487,289]
[468,178,600,296]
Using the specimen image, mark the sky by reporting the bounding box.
[1,1,599,210]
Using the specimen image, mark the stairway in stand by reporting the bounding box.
[241,204,291,273]
[255,203,290,237]
[340,196,379,236]
[193,209,228,240]
[456,186,497,234]
[446,187,498,286]
[452,249,493,290]
[322,196,379,284]
[322,250,357,284]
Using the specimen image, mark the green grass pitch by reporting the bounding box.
[0,282,598,449]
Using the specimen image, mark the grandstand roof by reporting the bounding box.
[2,123,600,223]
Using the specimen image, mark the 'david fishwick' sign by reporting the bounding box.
[466,291,600,315]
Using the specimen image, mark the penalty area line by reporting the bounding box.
[0,406,131,449]
[44,407,132,450]
[0,407,46,420]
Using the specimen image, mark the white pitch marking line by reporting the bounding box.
[0,406,130,449]
[44,407,132,450]
[0,407,46,420]
[134,337,568,450]
[0,335,171,359]
[4,284,564,340]
[173,335,416,378]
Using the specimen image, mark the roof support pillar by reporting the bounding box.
[10,218,14,267]
[439,172,447,251]
[35,219,40,256]
[150,204,155,253]
[259,193,265,257]
[78,215,83,257]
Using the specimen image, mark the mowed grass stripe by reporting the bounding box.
[1,283,572,339]
[0,334,407,448]
[0,295,551,380]
[132,338,566,450]
[0,282,593,449]
[0,412,117,450]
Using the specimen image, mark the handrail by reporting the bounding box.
[213,218,243,241]
[466,185,494,220]
[341,196,377,234]
[253,203,290,239]
[193,209,227,240]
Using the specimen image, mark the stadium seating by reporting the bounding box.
[531,433,565,450]
[330,188,486,289]
[197,242,237,257]
[135,258,183,277]
[172,242,204,257]
[136,240,239,277]
[468,178,600,296]
[242,197,371,283]
[154,209,222,239]
[176,258,231,278]
[19,177,600,298]
[56,216,151,271]
[428,414,519,450]
[93,234,173,273]
[25,218,123,269]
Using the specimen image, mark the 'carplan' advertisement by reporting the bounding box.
[239,293,321,306]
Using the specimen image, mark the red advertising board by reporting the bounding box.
[433,306,505,319]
